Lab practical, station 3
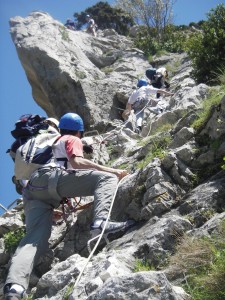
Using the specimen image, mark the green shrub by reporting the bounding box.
[134,27,161,56]
[162,25,187,53]
[74,2,134,35]
[185,4,225,84]
[3,228,26,253]
[134,24,187,56]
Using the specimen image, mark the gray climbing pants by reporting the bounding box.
[132,98,148,128]
[5,167,118,290]
[135,109,144,127]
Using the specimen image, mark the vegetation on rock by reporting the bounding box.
[74,1,134,35]
[169,220,225,300]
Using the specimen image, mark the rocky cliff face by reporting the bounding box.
[0,11,225,300]
[9,11,148,130]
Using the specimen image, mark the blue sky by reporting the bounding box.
[0,0,224,212]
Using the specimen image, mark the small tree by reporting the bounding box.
[115,0,175,42]
[185,4,225,83]
[74,1,134,35]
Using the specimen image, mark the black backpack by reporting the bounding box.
[7,114,48,161]
[145,68,157,81]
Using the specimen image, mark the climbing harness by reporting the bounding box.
[60,197,93,224]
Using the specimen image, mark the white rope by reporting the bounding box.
[73,174,129,290]
[101,96,158,142]
[145,111,159,137]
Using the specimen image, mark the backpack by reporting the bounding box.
[145,68,157,81]
[7,114,48,161]
[14,131,60,181]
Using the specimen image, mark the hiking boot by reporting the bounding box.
[4,284,27,300]
[88,219,135,253]
[90,219,135,237]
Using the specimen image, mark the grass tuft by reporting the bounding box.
[133,258,155,272]
[168,220,225,300]
[63,283,75,300]
[136,134,171,169]
[191,87,224,131]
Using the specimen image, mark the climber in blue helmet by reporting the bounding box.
[124,78,174,134]
[4,112,134,300]
[64,18,76,30]
[137,78,148,88]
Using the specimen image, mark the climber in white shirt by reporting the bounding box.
[125,78,174,134]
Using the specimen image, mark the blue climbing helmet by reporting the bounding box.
[137,78,148,88]
[59,113,84,131]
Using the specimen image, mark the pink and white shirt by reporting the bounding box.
[53,135,83,169]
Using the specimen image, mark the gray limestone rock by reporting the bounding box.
[1,9,225,300]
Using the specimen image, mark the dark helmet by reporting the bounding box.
[137,78,148,88]
[59,113,84,131]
